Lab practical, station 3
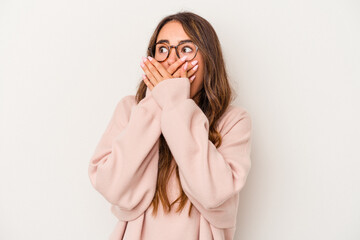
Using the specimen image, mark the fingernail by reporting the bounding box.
[183,62,188,70]
[193,65,199,71]
[142,74,146,79]
[142,56,148,62]
[148,56,153,61]
[190,75,195,82]
[191,60,198,65]
[181,56,187,61]
[140,60,145,67]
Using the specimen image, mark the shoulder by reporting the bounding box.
[112,94,138,127]
[115,94,137,111]
[217,104,252,136]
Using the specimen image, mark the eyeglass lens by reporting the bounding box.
[154,42,197,62]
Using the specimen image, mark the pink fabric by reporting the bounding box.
[88,77,252,240]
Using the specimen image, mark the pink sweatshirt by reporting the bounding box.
[88,77,252,240]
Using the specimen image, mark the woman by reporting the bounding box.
[88,11,252,240]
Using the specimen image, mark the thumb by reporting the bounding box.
[181,61,188,78]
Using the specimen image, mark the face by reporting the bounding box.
[155,20,204,100]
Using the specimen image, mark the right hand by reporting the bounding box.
[142,57,199,87]
[167,57,199,79]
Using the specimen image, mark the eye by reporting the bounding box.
[179,42,196,54]
[159,46,168,54]
[182,46,193,53]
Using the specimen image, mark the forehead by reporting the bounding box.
[156,21,191,44]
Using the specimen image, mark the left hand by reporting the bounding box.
[140,56,196,91]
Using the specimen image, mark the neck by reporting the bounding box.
[192,91,201,105]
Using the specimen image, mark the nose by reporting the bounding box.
[166,46,178,65]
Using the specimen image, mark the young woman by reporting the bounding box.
[88,11,252,240]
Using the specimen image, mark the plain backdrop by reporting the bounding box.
[0,0,359,239]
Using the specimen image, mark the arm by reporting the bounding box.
[88,88,161,221]
[151,78,252,229]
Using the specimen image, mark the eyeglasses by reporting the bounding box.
[148,40,199,62]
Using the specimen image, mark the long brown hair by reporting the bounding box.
[134,11,235,217]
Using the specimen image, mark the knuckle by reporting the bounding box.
[149,65,156,71]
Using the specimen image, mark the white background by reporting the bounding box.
[0,0,359,239]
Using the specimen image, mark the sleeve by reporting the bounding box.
[88,87,162,221]
[150,77,252,229]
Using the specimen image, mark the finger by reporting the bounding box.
[186,63,199,77]
[173,61,198,78]
[189,75,196,83]
[140,57,158,86]
[172,70,180,78]
[189,59,198,68]
[167,56,188,75]
[147,56,172,79]
[142,56,163,82]
[181,61,188,78]
[173,67,186,78]
[143,74,154,90]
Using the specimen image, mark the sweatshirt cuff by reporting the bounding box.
[151,77,190,111]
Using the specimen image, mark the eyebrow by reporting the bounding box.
[155,39,193,45]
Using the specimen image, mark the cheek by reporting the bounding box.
[195,62,204,78]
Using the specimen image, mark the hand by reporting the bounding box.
[140,56,199,91]
[168,56,198,79]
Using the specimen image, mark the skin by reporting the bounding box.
[140,20,205,104]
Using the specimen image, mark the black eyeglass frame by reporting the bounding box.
[148,40,199,62]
